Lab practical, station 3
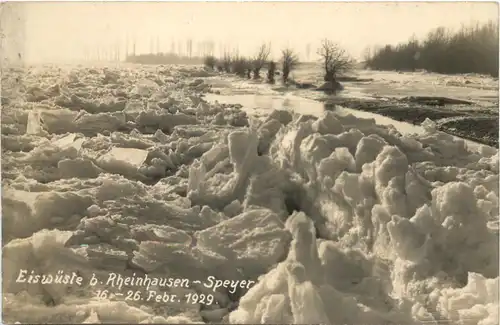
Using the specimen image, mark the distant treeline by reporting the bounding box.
[125,52,204,65]
[365,21,499,77]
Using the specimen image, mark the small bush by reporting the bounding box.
[215,62,224,72]
[232,57,249,78]
[204,56,217,70]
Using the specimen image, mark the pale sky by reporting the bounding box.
[1,1,498,64]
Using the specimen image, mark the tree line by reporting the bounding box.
[126,53,204,65]
[364,20,499,77]
[204,39,355,85]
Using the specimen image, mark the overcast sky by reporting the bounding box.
[1,1,498,63]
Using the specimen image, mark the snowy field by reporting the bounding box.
[1,64,499,324]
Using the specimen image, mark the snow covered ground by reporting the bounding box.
[1,64,499,324]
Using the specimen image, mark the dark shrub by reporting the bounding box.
[365,20,499,77]
[204,56,217,70]
[232,57,249,78]
[267,61,276,84]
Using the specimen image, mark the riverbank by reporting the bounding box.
[260,66,500,147]
[205,69,498,147]
[321,96,499,147]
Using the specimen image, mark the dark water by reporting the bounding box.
[204,93,425,135]
[203,92,489,152]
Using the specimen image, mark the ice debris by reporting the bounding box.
[2,65,498,325]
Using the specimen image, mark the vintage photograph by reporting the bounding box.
[1,1,499,324]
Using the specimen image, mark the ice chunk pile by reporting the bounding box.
[1,65,498,325]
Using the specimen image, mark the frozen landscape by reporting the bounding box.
[1,62,499,324]
[1,1,499,324]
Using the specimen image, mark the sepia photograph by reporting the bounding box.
[0,1,499,324]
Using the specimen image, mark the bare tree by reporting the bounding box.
[317,39,354,82]
[281,48,300,84]
[252,43,271,79]
[267,61,276,84]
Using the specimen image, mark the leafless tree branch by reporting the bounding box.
[317,39,354,82]
[281,48,300,83]
[252,43,271,79]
